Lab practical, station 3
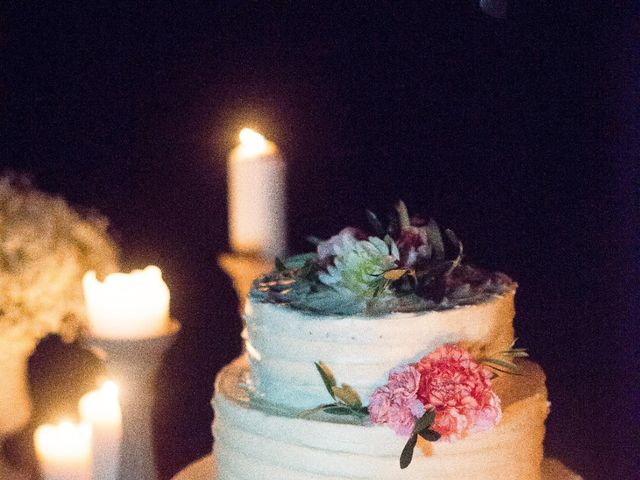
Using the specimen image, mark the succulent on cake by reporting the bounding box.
[318,235,399,306]
[0,175,120,342]
[252,201,514,315]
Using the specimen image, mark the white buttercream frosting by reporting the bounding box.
[212,356,549,480]
[243,289,516,409]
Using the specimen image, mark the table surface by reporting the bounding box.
[172,454,582,480]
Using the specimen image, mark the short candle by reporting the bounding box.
[34,420,92,480]
[80,380,122,480]
[83,265,170,339]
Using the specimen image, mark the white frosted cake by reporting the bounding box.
[243,290,516,410]
[212,203,554,479]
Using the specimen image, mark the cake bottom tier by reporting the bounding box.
[212,356,550,480]
[172,456,582,480]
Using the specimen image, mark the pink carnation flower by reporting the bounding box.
[368,364,425,436]
[415,344,502,441]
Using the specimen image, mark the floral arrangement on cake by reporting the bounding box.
[0,175,120,342]
[306,342,527,468]
[251,201,514,315]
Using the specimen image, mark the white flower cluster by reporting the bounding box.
[0,176,120,342]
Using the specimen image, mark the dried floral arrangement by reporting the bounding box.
[251,201,514,315]
[0,175,120,342]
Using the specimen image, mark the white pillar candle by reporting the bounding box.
[79,381,122,480]
[82,265,170,339]
[34,421,92,480]
[228,128,286,258]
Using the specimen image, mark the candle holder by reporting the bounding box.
[86,320,180,480]
[218,253,273,311]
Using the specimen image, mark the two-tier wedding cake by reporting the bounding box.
[211,202,555,479]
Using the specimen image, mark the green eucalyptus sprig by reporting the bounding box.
[299,362,369,420]
[400,409,441,469]
[478,339,529,377]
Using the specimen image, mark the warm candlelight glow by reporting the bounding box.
[79,380,122,425]
[35,421,92,459]
[35,420,92,479]
[83,265,170,339]
[238,127,268,155]
[80,380,122,480]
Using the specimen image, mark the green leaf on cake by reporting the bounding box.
[400,409,439,469]
[444,229,463,272]
[383,234,395,248]
[481,357,519,371]
[413,408,436,433]
[332,384,362,409]
[425,219,445,260]
[383,268,411,281]
[508,338,521,349]
[297,404,335,419]
[275,257,287,272]
[497,338,530,358]
[418,429,441,442]
[366,209,386,236]
[297,260,319,280]
[480,358,524,376]
[323,406,357,416]
[490,366,524,376]
[284,252,317,269]
[314,361,337,399]
[303,362,369,421]
[371,278,391,298]
[480,340,529,377]
[499,349,529,357]
[395,200,411,230]
[400,434,418,469]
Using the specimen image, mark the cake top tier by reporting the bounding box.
[251,201,515,315]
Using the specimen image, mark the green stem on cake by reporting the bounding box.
[298,404,336,419]
[300,361,370,423]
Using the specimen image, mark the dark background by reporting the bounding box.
[1,2,638,479]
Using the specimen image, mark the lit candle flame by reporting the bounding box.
[79,380,122,425]
[239,128,268,155]
[103,380,118,397]
[34,420,92,461]
[83,265,170,339]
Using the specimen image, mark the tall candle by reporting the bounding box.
[79,381,122,480]
[82,265,170,339]
[34,421,92,480]
[228,128,286,258]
